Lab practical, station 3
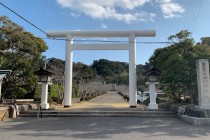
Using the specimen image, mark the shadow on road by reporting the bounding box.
[0,117,210,140]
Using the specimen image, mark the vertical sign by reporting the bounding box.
[197,59,210,109]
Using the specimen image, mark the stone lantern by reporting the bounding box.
[34,67,53,109]
[145,66,161,109]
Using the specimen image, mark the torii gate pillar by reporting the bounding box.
[64,35,73,107]
[129,34,137,107]
[47,30,156,108]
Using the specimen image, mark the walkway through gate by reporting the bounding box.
[47,30,156,108]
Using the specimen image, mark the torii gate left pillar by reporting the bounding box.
[64,35,73,107]
[47,30,156,108]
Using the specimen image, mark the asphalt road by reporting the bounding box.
[0,117,210,140]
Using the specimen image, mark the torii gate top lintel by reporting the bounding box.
[47,30,156,38]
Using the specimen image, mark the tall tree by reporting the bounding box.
[0,16,48,100]
[150,30,210,103]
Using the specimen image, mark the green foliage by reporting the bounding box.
[0,16,48,100]
[50,84,64,98]
[74,62,96,80]
[117,72,129,85]
[34,84,41,101]
[92,59,128,75]
[201,37,210,46]
[149,30,210,103]
[136,64,149,91]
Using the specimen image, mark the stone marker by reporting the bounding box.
[196,59,210,109]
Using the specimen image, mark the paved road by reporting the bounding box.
[90,91,127,104]
[83,91,130,110]
[1,92,210,139]
[0,117,210,140]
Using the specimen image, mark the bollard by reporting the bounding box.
[37,104,43,119]
[37,104,40,119]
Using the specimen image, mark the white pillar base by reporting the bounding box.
[149,103,158,109]
[41,103,49,109]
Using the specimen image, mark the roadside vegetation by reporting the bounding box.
[150,30,210,104]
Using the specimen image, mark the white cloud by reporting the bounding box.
[70,13,81,17]
[56,0,155,23]
[56,0,185,22]
[101,23,107,29]
[158,0,185,19]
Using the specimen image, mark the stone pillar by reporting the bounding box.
[41,82,49,109]
[196,59,210,109]
[129,34,137,108]
[64,35,73,107]
[147,82,158,109]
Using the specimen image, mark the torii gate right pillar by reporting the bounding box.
[129,34,137,107]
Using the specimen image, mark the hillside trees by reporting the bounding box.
[92,59,129,84]
[0,16,48,100]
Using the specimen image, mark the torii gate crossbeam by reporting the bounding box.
[47,30,156,108]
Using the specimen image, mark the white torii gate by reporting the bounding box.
[47,30,156,108]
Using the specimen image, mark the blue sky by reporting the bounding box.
[1,0,210,65]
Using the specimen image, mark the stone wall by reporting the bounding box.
[181,115,210,126]
[0,103,38,121]
[185,108,210,118]
[160,103,210,118]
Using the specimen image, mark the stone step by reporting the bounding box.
[19,111,175,115]
[19,111,176,118]
[19,113,176,118]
